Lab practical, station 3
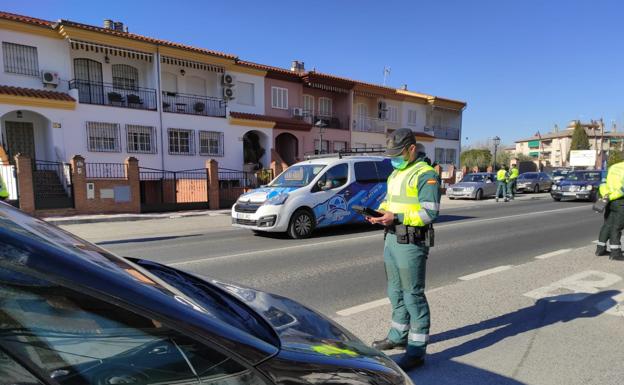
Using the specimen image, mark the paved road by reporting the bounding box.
[62,194,602,316]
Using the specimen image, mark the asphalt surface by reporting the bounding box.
[62,194,603,316]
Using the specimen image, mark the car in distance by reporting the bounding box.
[446,172,496,200]
[515,172,553,193]
[0,202,413,385]
[550,170,605,201]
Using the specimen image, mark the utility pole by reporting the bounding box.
[382,66,391,86]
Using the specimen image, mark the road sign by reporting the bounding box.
[569,150,596,167]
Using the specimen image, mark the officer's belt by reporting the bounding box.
[385,224,428,236]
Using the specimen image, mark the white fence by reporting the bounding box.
[0,164,18,200]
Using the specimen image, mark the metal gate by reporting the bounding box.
[139,167,209,212]
[32,160,74,210]
[218,168,273,208]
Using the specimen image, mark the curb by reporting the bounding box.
[44,210,231,225]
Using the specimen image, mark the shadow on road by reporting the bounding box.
[97,233,204,245]
[392,291,618,384]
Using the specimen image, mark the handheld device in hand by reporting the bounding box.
[352,205,383,218]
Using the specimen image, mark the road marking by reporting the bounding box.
[534,249,572,260]
[168,205,588,267]
[168,233,383,266]
[524,270,622,301]
[459,265,514,281]
[335,287,444,317]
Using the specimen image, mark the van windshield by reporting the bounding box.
[270,165,326,187]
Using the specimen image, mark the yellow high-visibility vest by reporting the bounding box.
[0,174,9,199]
[497,169,507,182]
[599,162,624,201]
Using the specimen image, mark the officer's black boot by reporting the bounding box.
[610,249,624,261]
[372,338,405,351]
[595,245,608,256]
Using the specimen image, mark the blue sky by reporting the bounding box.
[4,0,623,146]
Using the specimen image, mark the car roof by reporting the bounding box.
[294,155,388,166]
[0,202,278,363]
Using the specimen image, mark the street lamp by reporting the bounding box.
[315,119,327,154]
[492,136,501,171]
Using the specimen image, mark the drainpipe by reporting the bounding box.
[156,45,165,171]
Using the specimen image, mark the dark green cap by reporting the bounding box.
[384,128,416,156]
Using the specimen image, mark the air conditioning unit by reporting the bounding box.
[292,107,304,117]
[222,73,236,87]
[223,87,235,100]
[41,70,59,86]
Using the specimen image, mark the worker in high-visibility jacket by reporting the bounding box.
[507,164,519,200]
[366,128,440,371]
[496,166,509,202]
[0,173,9,201]
[597,161,624,260]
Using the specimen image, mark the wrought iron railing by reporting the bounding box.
[162,91,226,117]
[352,115,388,133]
[425,126,461,140]
[86,162,127,179]
[69,79,157,110]
[218,168,274,208]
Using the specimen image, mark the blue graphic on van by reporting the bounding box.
[314,182,387,228]
[238,187,301,203]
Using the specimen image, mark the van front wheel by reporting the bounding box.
[288,209,315,239]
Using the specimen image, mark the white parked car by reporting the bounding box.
[447,172,497,200]
[232,155,392,238]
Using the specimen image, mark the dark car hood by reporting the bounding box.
[558,180,598,187]
[209,279,396,368]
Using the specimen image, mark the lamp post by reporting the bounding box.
[315,119,327,154]
[492,136,501,171]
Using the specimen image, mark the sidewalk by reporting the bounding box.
[335,245,624,385]
[43,208,231,225]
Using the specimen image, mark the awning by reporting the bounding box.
[68,39,153,62]
[528,140,540,148]
[529,151,539,157]
[161,56,223,73]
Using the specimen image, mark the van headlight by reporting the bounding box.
[264,193,289,206]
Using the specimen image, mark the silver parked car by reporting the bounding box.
[447,172,497,200]
[515,172,553,193]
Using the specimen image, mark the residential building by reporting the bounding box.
[515,120,624,167]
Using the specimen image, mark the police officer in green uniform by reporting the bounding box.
[507,164,519,200]
[0,173,9,201]
[496,166,508,202]
[596,161,624,260]
[366,128,440,370]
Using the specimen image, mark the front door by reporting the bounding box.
[4,121,35,164]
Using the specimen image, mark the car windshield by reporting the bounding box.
[519,174,537,180]
[461,174,487,183]
[553,170,570,177]
[565,171,601,181]
[269,165,326,187]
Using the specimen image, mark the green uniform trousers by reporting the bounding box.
[496,181,507,199]
[598,199,624,250]
[384,232,430,359]
[507,180,517,199]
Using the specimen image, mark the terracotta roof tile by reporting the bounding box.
[0,11,53,27]
[58,19,237,60]
[0,85,75,101]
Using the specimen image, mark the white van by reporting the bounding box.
[231,155,392,238]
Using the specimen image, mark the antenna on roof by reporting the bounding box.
[383,66,391,86]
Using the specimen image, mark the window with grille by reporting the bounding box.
[271,87,288,110]
[168,128,194,155]
[445,148,457,165]
[112,64,139,90]
[408,110,418,126]
[199,130,224,156]
[2,42,39,76]
[314,139,330,154]
[319,97,332,117]
[333,141,347,152]
[126,125,156,154]
[303,94,314,115]
[435,147,445,164]
[87,122,121,152]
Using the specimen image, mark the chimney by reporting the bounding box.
[290,60,305,74]
[114,21,124,32]
[104,19,113,29]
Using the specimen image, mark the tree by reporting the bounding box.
[570,121,590,151]
[608,150,624,168]
[496,151,511,168]
[460,149,492,170]
[513,153,534,162]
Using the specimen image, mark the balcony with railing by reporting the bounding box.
[303,112,350,130]
[162,91,226,118]
[352,115,389,133]
[69,80,157,110]
[425,126,461,140]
